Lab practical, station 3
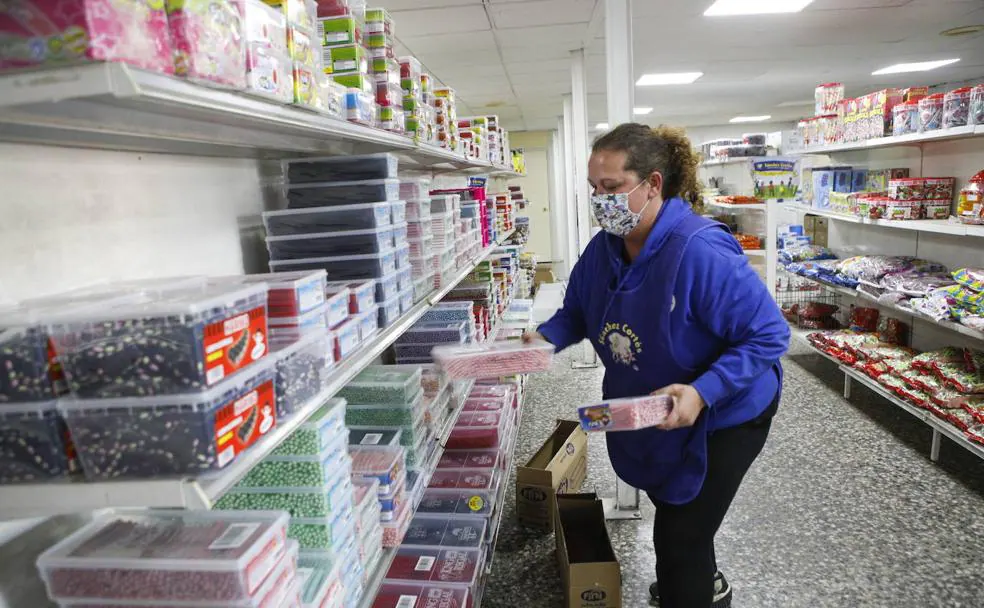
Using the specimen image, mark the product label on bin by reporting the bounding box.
[415,556,435,571]
[578,404,613,431]
[214,379,276,468]
[396,596,418,608]
[203,306,268,385]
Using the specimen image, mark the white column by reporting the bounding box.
[548,123,570,278]
[602,0,642,521]
[570,49,591,256]
[562,96,579,271]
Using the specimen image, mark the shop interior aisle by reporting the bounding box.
[480,344,984,608]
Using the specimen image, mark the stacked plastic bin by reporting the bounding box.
[362,9,404,133]
[402,57,438,144]
[36,510,301,606]
[213,397,360,600]
[390,303,474,364]
[434,87,460,153]
[319,0,376,125]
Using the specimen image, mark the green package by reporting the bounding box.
[319,16,359,47]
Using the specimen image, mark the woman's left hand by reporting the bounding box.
[653,384,706,430]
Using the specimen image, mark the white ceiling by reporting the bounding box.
[391,0,984,132]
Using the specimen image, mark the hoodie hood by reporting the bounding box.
[602,196,692,289]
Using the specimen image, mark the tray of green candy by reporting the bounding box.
[297,552,343,608]
[272,398,346,457]
[214,463,354,519]
[338,366,422,404]
[237,429,349,488]
[344,390,424,427]
[289,497,357,550]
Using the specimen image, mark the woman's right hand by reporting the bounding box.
[522,330,547,344]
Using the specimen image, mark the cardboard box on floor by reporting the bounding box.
[516,419,588,531]
[556,493,622,608]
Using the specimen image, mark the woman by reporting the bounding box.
[529,124,789,608]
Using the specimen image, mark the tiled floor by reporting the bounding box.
[482,341,984,608]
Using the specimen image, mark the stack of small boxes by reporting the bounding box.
[365,9,405,133]
[402,57,438,144]
[213,397,357,602]
[241,0,293,103]
[434,87,460,153]
[319,0,376,125]
[391,303,476,364]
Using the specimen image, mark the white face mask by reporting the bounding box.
[591,180,652,237]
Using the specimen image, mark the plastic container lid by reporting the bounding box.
[383,547,482,586]
[350,445,404,485]
[427,467,497,490]
[263,202,393,228]
[349,427,402,447]
[417,488,496,517]
[37,509,290,603]
[296,552,343,608]
[437,449,501,470]
[401,514,487,549]
[373,583,470,608]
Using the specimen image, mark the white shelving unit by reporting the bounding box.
[794,124,983,156]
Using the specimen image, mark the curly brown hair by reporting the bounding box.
[592,123,702,201]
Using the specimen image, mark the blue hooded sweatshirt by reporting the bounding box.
[538,196,789,504]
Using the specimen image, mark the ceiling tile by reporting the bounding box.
[495,23,589,49]
[489,0,595,28]
[499,44,574,62]
[505,58,571,75]
[399,30,498,54]
[384,0,483,9]
[388,6,489,36]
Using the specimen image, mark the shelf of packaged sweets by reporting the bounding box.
[0,63,492,166]
[797,334,984,462]
[706,200,768,211]
[778,203,984,237]
[781,269,984,343]
[0,238,515,520]
[792,124,983,156]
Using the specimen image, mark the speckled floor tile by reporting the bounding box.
[482,343,984,608]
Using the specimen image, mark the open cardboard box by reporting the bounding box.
[555,493,622,608]
[516,419,588,531]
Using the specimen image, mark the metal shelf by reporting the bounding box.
[793,125,983,156]
[778,204,984,237]
[0,63,494,167]
[706,200,767,211]
[0,245,508,520]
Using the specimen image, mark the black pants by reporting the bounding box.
[647,400,777,608]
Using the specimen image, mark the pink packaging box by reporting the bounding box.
[0,0,173,73]
[167,0,246,89]
[578,395,673,432]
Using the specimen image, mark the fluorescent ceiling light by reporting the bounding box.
[704,0,814,16]
[595,122,610,130]
[872,58,960,75]
[633,107,653,115]
[636,72,703,86]
[730,115,772,123]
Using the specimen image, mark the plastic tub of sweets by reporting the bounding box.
[396,321,469,346]
[430,195,457,214]
[426,467,497,491]
[351,306,378,342]
[286,153,398,183]
[381,500,413,548]
[395,243,411,271]
[269,249,397,281]
[326,279,375,315]
[236,429,350,489]
[268,303,328,343]
[340,366,422,404]
[290,500,358,550]
[349,427,402,447]
[332,317,361,360]
[413,274,434,303]
[393,342,439,360]
[397,178,430,200]
[420,302,472,324]
[263,202,393,235]
[417,488,496,517]
[405,199,432,221]
[383,548,481,587]
[350,444,405,490]
[399,288,414,314]
[37,509,290,604]
[214,470,354,520]
[406,218,433,239]
[376,271,400,302]
[445,411,513,450]
[577,395,672,432]
[437,449,501,471]
[49,283,270,398]
[462,396,508,413]
[392,222,408,247]
[287,180,400,209]
[272,332,332,418]
[272,398,346,457]
[345,391,424,428]
[432,339,554,380]
[373,582,470,608]
[266,226,397,259]
[378,293,402,328]
[296,552,344,608]
[212,270,327,319]
[378,471,408,518]
[390,200,408,224]
[401,514,487,550]
[395,267,412,293]
[0,401,75,483]
[60,359,276,480]
[407,235,434,258]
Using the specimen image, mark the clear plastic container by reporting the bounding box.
[323,288,351,329]
[407,235,434,259]
[214,271,327,319]
[392,222,408,247]
[381,499,413,548]
[287,180,400,209]
[396,321,469,346]
[60,359,276,480]
[340,366,422,404]
[354,307,379,342]
[269,303,329,343]
[395,268,412,293]
[407,219,432,239]
[393,343,436,360]
[431,210,455,234]
[383,548,481,587]
[378,294,402,328]
[349,428,402,447]
[432,339,554,379]
[345,390,424,427]
[37,509,290,603]
[269,250,397,281]
[296,552,343,608]
[391,200,408,225]
[437,449,501,471]
[398,179,430,200]
[214,469,354,519]
[285,153,399,184]
[49,284,270,397]
[395,243,411,271]
[350,444,405,490]
[413,275,433,303]
[0,401,75,483]
[376,272,401,302]
[332,318,361,360]
[417,488,495,517]
[430,196,457,214]
[326,280,375,315]
[289,500,358,550]
[426,467,496,491]
[401,515,487,549]
[446,412,512,451]
[266,226,397,259]
[238,429,350,489]
[420,302,472,324]
[399,289,414,315]
[378,472,407,516]
[263,203,393,236]
[462,396,507,413]
[273,398,346,456]
[405,199,432,221]
[272,332,332,418]
[576,395,674,432]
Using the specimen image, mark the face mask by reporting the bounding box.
[591,180,652,237]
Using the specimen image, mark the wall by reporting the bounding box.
[506,131,554,262]
[686,121,797,148]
